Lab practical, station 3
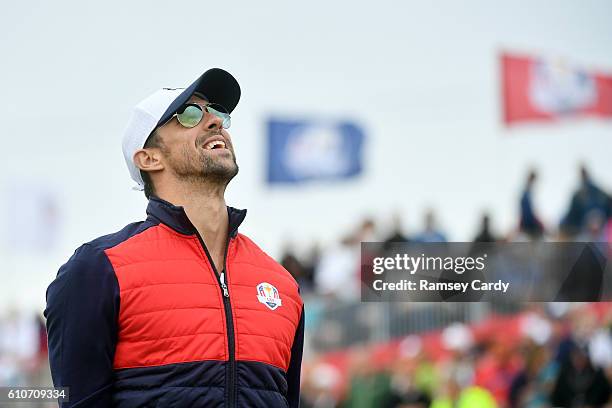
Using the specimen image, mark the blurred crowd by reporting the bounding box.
[0,308,47,387]
[288,163,612,407]
[0,308,54,407]
[281,164,612,300]
[301,303,612,408]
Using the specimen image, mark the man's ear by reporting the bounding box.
[133,148,164,173]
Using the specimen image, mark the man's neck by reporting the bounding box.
[155,180,229,270]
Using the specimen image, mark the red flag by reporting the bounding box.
[501,52,612,125]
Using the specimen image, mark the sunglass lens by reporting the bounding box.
[206,104,231,129]
[176,105,203,128]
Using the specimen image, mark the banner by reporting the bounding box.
[267,119,365,184]
[501,52,612,125]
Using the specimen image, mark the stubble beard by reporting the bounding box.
[170,144,239,187]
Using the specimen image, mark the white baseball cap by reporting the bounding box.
[122,68,241,190]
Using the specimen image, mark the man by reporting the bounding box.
[414,210,447,243]
[560,165,612,237]
[518,169,544,239]
[44,68,305,407]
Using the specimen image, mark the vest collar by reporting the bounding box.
[146,196,247,238]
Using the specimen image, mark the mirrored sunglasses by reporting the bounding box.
[174,102,231,129]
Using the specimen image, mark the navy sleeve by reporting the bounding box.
[44,244,120,407]
[286,305,305,408]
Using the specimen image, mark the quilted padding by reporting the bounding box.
[104,223,302,372]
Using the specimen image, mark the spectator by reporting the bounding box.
[550,344,610,407]
[473,214,497,243]
[281,245,312,291]
[519,169,545,239]
[589,325,612,371]
[508,344,557,408]
[414,209,447,243]
[561,165,612,236]
[344,349,392,408]
[0,309,40,386]
[473,341,521,404]
[386,353,433,408]
[300,358,343,408]
[383,212,410,250]
[357,218,377,243]
[301,243,322,292]
[315,234,360,300]
[431,380,498,408]
[315,218,377,299]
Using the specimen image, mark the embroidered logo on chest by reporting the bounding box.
[256,282,282,310]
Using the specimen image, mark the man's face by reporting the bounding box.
[155,95,238,185]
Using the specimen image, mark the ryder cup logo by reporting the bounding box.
[529,58,597,114]
[256,282,282,310]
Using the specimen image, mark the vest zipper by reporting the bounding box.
[195,234,236,408]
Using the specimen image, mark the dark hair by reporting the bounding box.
[140,130,163,200]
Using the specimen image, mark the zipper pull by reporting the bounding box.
[220,272,229,298]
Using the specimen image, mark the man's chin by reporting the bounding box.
[202,163,239,184]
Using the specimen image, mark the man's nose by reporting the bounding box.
[201,109,223,130]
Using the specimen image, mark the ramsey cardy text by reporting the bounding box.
[372,279,510,293]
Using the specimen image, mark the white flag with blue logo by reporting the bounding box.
[266,119,365,184]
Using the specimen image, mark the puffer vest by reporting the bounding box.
[46,196,304,408]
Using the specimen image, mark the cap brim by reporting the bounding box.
[157,68,241,127]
